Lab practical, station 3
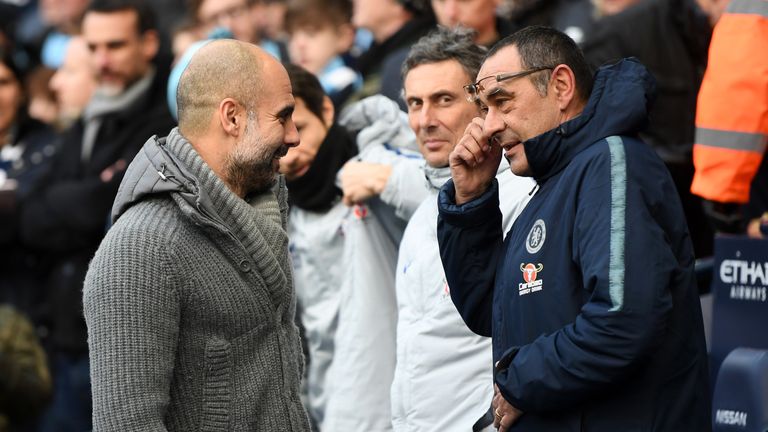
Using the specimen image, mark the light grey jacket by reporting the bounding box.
[323,96,427,432]
[83,129,310,431]
[391,162,535,432]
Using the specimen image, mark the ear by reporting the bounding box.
[141,29,160,62]
[334,23,356,53]
[550,64,577,111]
[321,95,335,126]
[218,98,244,138]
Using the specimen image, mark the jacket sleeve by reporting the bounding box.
[691,2,768,205]
[495,143,677,413]
[83,226,180,431]
[437,179,504,337]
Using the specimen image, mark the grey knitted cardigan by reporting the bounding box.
[83,128,311,431]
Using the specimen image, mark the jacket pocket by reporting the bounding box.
[200,337,232,432]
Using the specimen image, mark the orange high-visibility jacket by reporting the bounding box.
[691,0,768,204]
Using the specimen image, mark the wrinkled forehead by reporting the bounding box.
[477,45,523,80]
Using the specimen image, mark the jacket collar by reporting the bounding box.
[523,58,656,182]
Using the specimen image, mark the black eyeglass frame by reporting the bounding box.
[463,66,556,103]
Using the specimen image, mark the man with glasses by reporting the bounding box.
[437,26,710,431]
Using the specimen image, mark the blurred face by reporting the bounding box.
[50,38,96,119]
[431,0,499,36]
[475,45,560,176]
[593,0,642,16]
[351,0,404,41]
[40,0,89,28]
[198,0,259,43]
[225,57,300,195]
[404,60,479,168]
[83,9,159,96]
[289,25,348,74]
[259,2,287,39]
[0,63,22,137]
[279,97,331,180]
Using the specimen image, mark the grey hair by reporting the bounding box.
[401,26,487,83]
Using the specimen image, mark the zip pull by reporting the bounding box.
[157,163,176,182]
[528,182,539,196]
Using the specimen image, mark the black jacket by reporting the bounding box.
[19,71,176,354]
[581,0,711,164]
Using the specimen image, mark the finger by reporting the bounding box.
[463,119,489,154]
[498,416,510,432]
[450,138,482,168]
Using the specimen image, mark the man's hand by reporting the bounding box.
[339,161,392,206]
[492,384,523,431]
[449,117,502,205]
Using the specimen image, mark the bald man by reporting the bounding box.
[83,39,309,431]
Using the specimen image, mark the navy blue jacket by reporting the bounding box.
[437,59,710,431]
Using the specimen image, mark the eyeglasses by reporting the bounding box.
[463,66,555,103]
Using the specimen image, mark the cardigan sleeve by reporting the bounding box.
[83,223,181,431]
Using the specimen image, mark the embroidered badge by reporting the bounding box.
[519,263,544,296]
[525,219,546,254]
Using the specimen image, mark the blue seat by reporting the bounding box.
[712,348,768,432]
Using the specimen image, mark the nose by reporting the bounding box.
[284,119,300,148]
[418,103,437,130]
[483,107,505,142]
[92,47,109,70]
[444,0,460,25]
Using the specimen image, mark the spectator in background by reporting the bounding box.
[279,63,358,431]
[0,46,59,321]
[691,0,768,238]
[191,0,289,60]
[49,36,97,129]
[438,26,709,431]
[285,0,361,110]
[16,0,175,430]
[170,19,203,64]
[391,27,533,432]
[346,0,434,106]
[21,0,90,69]
[259,0,289,41]
[0,305,52,432]
[431,0,516,46]
[502,0,594,44]
[84,39,309,431]
[25,66,58,127]
[591,0,642,16]
[581,0,715,258]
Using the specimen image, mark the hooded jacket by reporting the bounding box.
[437,59,710,431]
[83,129,310,431]
[392,161,534,432]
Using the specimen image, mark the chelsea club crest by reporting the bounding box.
[525,219,546,254]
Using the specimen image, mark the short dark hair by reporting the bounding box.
[284,0,352,34]
[402,26,486,83]
[284,63,327,125]
[86,0,157,33]
[487,26,593,101]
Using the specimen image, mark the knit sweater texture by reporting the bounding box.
[83,128,311,431]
